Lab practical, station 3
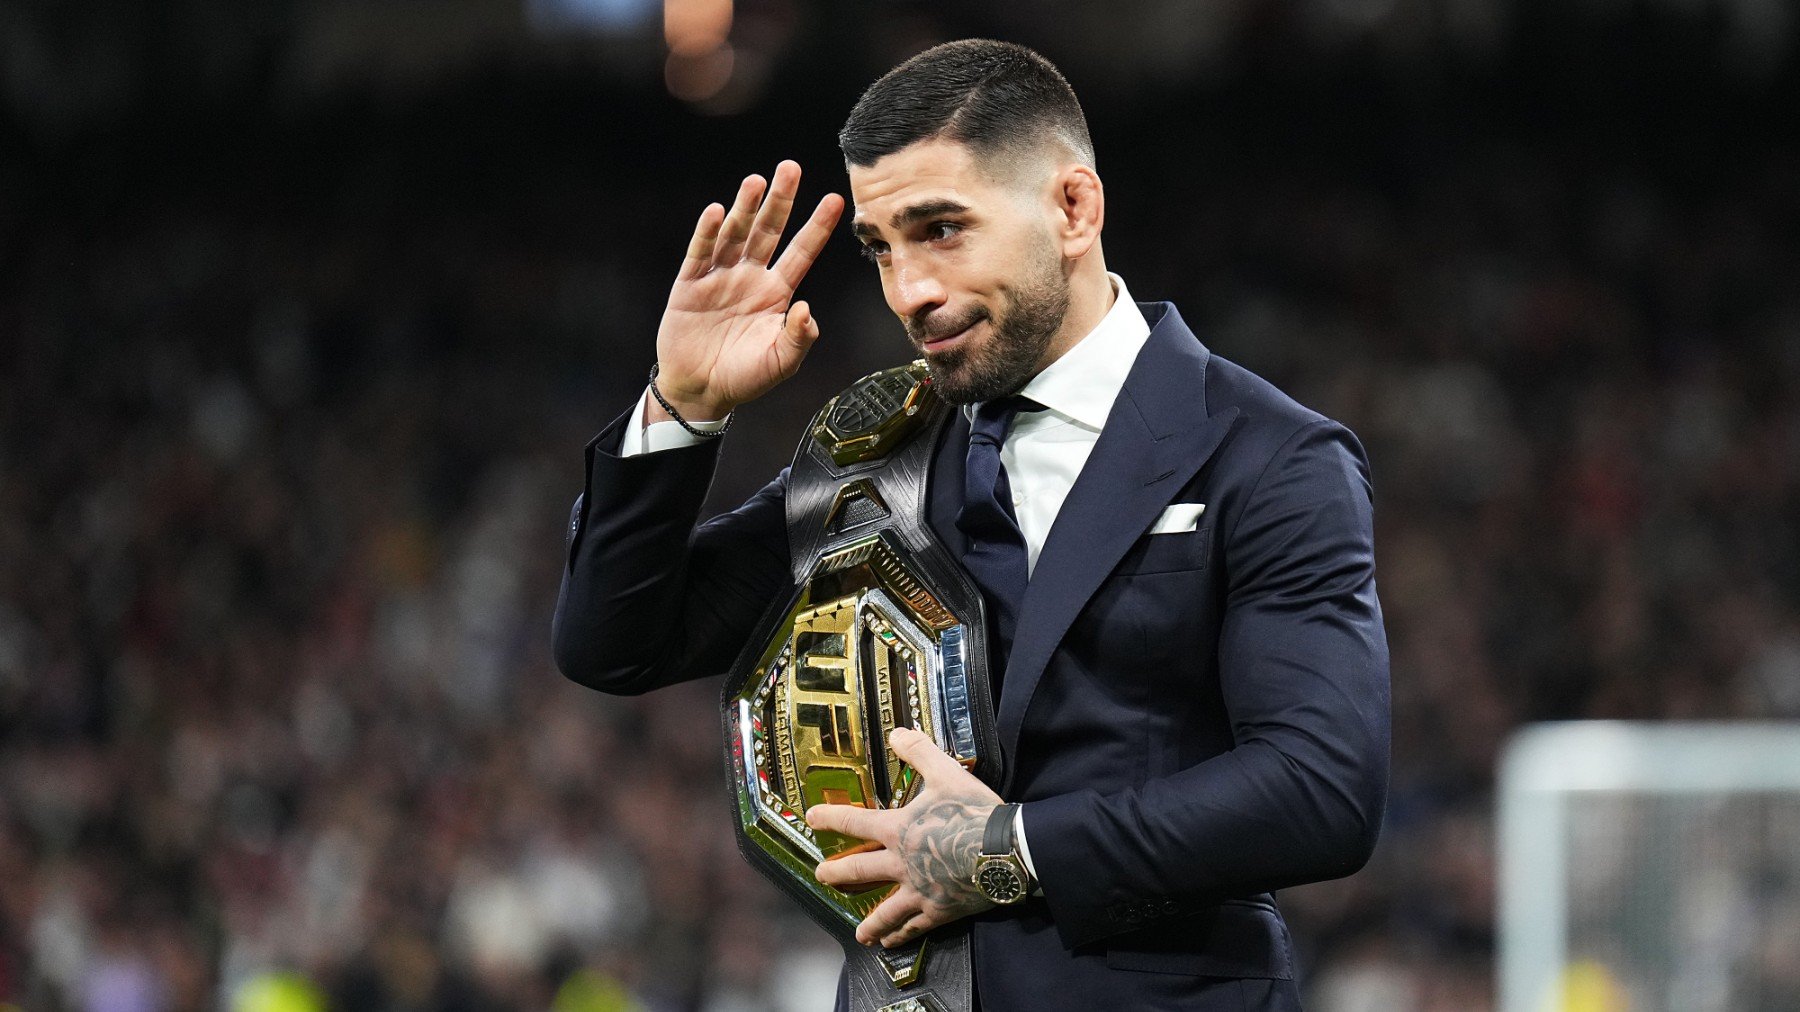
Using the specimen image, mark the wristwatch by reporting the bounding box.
[972,803,1033,904]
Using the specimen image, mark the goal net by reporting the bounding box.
[1498,722,1800,1012]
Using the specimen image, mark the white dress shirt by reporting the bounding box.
[620,274,1153,889]
[979,274,1151,577]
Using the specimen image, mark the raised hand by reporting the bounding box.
[807,726,1005,948]
[652,160,845,421]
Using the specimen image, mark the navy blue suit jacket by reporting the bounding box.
[553,303,1390,1010]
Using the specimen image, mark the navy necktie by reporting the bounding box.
[956,395,1045,696]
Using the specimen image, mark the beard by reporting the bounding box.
[905,241,1071,405]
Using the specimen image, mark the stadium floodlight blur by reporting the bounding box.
[523,0,737,103]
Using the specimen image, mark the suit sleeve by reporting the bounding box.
[551,404,793,695]
[1021,419,1391,949]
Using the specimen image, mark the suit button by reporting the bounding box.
[1162,899,1180,916]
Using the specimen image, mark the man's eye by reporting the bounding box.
[858,242,889,263]
[926,221,962,241]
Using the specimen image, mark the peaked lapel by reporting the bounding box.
[996,303,1240,793]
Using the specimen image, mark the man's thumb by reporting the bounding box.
[887,726,961,781]
[784,300,820,349]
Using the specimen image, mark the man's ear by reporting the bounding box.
[1050,164,1103,260]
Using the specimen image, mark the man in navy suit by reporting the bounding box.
[553,40,1389,1010]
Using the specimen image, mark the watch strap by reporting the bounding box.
[984,803,1020,858]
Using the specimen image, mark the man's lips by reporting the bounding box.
[920,317,981,350]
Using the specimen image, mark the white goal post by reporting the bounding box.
[1499,722,1800,1012]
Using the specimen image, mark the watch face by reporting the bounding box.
[975,859,1025,904]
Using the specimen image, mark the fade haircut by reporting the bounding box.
[838,39,1095,171]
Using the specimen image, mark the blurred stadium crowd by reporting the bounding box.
[3,2,1799,1009]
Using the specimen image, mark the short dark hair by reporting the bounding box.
[838,39,1094,169]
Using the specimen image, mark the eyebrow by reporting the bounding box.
[851,198,973,240]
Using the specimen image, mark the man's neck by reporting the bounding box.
[1033,259,1116,375]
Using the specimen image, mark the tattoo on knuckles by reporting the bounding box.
[850,772,1004,945]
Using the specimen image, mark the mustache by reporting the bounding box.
[906,306,989,344]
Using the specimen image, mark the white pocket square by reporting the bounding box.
[1149,502,1206,534]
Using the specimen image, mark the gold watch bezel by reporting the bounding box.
[972,854,1029,905]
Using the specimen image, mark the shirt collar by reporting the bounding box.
[971,273,1149,432]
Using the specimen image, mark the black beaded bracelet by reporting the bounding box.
[647,363,733,439]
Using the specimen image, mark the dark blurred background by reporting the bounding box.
[3,0,1798,1009]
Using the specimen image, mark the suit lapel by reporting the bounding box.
[996,304,1240,793]
[926,406,968,554]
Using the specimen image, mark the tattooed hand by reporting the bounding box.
[806,726,1005,947]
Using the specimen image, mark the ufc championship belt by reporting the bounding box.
[721,361,1001,1012]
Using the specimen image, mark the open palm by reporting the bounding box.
[654,161,845,417]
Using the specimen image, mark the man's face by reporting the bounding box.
[847,138,1071,404]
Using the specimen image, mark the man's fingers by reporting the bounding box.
[815,847,905,890]
[887,725,970,784]
[711,174,766,267]
[772,193,845,291]
[881,911,937,949]
[677,203,725,280]
[743,160,800,265]
[806,802,893,845]
[856,887,922,947]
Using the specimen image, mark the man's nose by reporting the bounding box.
[886,256,946,320]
